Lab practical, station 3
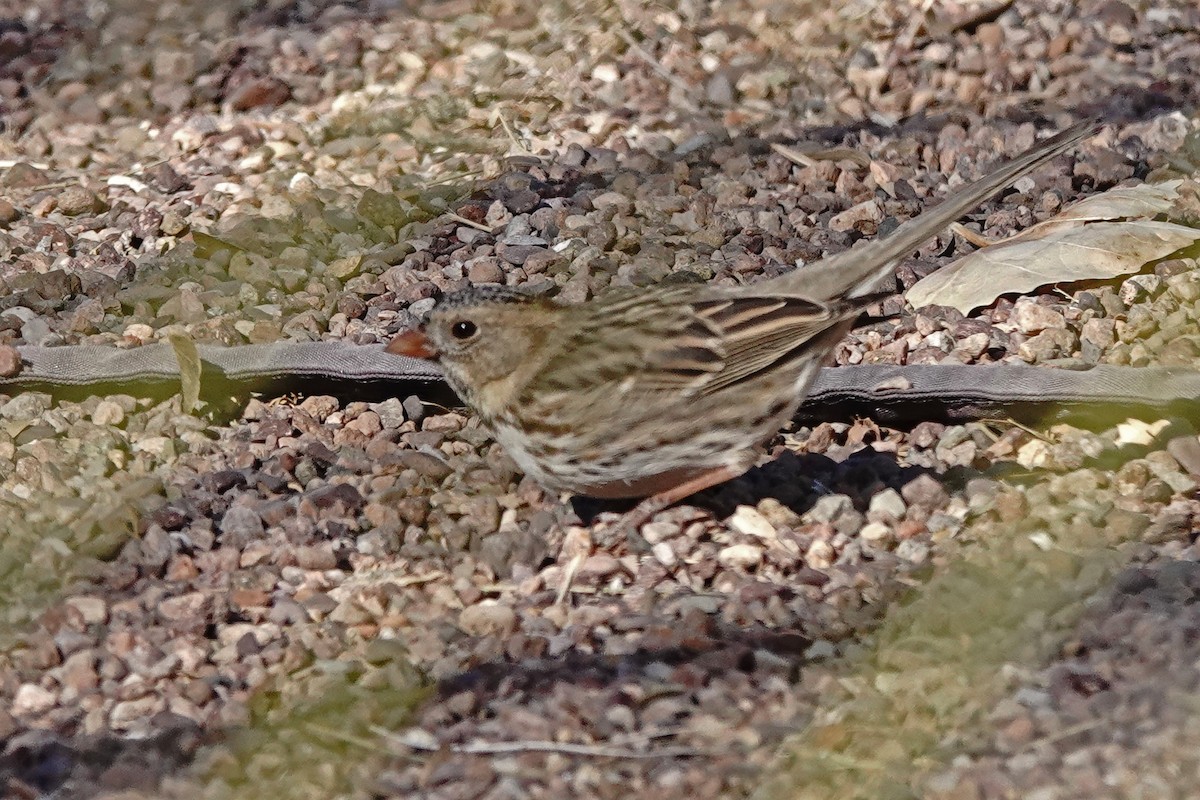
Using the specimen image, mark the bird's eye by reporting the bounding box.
[451,320,478,340]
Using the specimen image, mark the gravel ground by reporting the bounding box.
[0,0,1199,798]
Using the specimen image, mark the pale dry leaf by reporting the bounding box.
[907,180,1200,313]
[1004,179,1185,240]
[168,333,202,414]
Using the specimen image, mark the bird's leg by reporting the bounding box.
[596,465,745,548]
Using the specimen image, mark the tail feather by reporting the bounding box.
[769,119,1099,302]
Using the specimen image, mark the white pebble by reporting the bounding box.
[729,505,777,540]
[652,542,677,568]
[717,543,764,570]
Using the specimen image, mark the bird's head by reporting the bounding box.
[386,285,556,412]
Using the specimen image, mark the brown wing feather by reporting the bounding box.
[529,287,726,397]
[691,295,845,394]
[527,286,853,401]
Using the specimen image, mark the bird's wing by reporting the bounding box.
[688,293,846,394]
[529,286,847,400]
[536,287,728,396]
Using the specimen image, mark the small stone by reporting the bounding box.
[64,595,108,625]
[373,398,407,429]
[131,208,163,239]
[901,474,949,508]
[1080,317,1116,358]
[640,521,676,544]
[161,210,188,234]
[1,162,48,187]
[218,506,265,547]
[56,186,105,216]
[91,400,126,427]
[859,522,893,544]
[326,255,362,280]
[896,540,929,563]
[1167,435,1200,478]
[458,602,517,636]
[467,258,505,284]
[0,344,20,377]
[1017,328,1077,362]
[496,243,546,266]
[651,542,677,567]
[1016,439,1052,469]
[706,70,735,105]
[295,545,337,570]
[1166,271,1200,302]
[718,543,764,569]
[228,77,291,111]
[59,650,99,693]
[158,288,206,324]
[999,714,1036,749]
[0,198,18,224]
[808,494,854,523]
[577,553,622,579]
[804,539,835,569]
[110,697,163,730]
[1119,273,1161,305]
[123,323,155,344]
[867,488,906,521]
[13,683,57,715]
[158,592,208,622]
[728,506,776,539]
[829,199,883,232]
[1010,298,1066,334]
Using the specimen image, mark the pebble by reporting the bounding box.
[859,521,893,544]
[651,541,677,567]
[218,506,266,546]
[91,400,125,427]
[728,505,777,539]
[808,494,854,523]
[1011,298,1067,334]
[0,198,19,224]
[804,539,835,569]
[458,602,517,637]
[718,543,764,570]
[868,489,906,521]
[13,684,57,716]
[55,186,104,216]
[0,345,21,377]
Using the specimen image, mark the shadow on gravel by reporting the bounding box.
[0,717,203,799]
[572,447,938,527]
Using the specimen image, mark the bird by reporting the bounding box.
[387,121,1095,526]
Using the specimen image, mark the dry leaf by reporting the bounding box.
[168,334,202,413]
[907,180,1200,313]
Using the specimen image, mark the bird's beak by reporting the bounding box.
[385,329,438,360]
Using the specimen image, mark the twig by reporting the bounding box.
[1021,718,1103,751]
[555,550,586,606]
[304,722,378,750]
[492,108,531,155]
[980,417,1051,442]
[770,143,817,168]
[770,142,873,169]
[390,572,448,588]
[949,221,998,247]
[374,726,715,759]
[443,211,494,233]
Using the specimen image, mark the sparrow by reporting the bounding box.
[388,121,1094,522]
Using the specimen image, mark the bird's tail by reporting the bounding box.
[770,119,1099,303]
